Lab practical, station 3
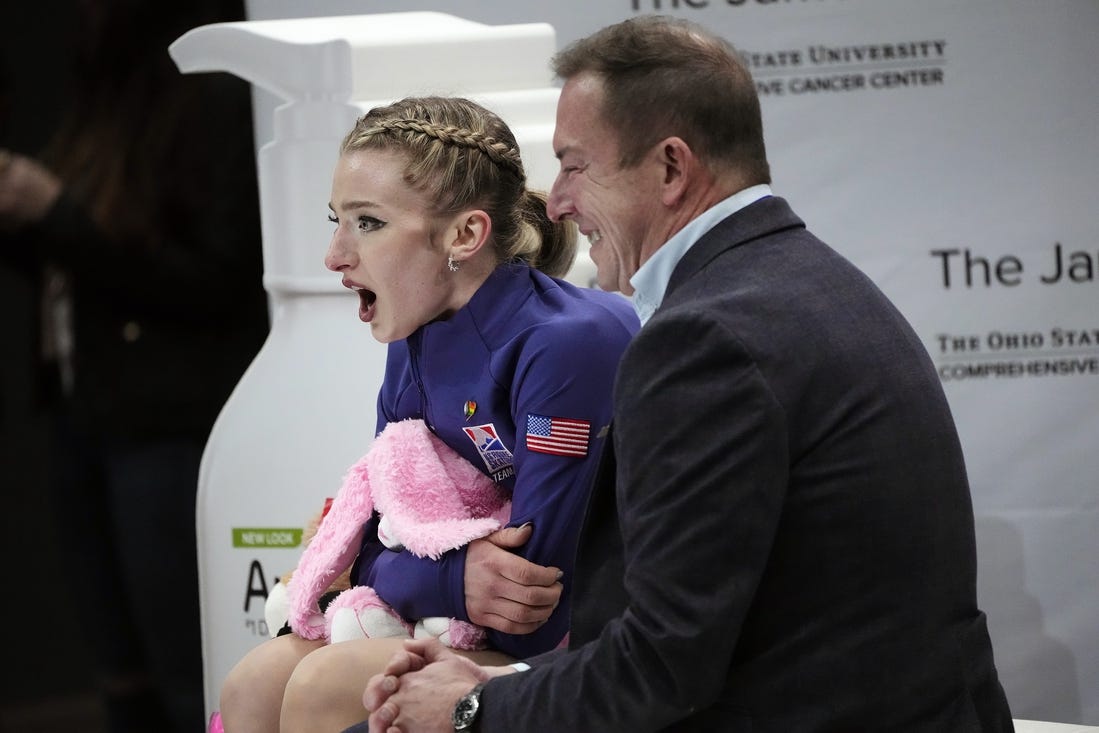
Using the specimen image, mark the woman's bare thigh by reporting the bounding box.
[280,639,513,732]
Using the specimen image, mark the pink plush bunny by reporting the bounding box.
[286,418,511,649]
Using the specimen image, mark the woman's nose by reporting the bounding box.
[324,234,350,272]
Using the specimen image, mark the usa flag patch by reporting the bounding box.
[526,414,590,457]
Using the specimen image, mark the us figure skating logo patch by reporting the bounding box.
[462,423,514,478]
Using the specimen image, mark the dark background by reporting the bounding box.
[4,2,111,729]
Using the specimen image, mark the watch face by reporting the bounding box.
[452,684,483,731]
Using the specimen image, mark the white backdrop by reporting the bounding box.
[228,1,1098,724]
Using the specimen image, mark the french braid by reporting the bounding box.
[363,119,523,179]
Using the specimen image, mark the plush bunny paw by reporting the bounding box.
[413,616,487,650]
[325,585,413,643]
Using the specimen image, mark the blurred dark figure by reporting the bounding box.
[0,1,269,731]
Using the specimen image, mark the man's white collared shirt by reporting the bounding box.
[630,184,772,325]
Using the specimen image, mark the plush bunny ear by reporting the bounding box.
[287,450,376,640]
[391,513,511,560]
[367,419,511,559]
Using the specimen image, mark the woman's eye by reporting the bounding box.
[327,214,338,224]
[358,216,385,233]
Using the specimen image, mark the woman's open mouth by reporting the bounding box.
[357,287,377,323]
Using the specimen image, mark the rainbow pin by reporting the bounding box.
[463,400,477,420]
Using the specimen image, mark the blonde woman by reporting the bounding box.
[217,96,638,733]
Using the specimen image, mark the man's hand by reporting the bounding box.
[364,639,492,733]
[464,524,562,633]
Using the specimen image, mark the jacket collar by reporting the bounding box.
[665,195,806,298]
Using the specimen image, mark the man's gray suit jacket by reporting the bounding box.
[480,196,1014,732]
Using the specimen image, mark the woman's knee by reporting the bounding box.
[220,648,266,715]
[220,635,321,728]
[282,639,405,726]
[284,641,372,704]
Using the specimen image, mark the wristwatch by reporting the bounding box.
[451,681,487,731]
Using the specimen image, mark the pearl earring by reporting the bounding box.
[447,255,461,272]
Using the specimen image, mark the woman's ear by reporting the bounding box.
[446,209,492,265]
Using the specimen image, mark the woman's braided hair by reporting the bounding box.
[340,97,576,277]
